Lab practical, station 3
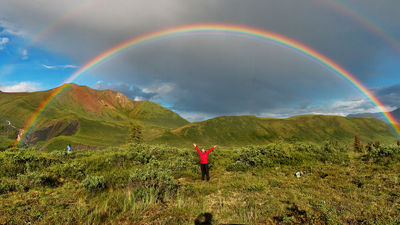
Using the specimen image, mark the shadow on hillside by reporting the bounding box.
[194,212,247,225]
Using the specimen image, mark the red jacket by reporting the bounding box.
[195,146,215,164]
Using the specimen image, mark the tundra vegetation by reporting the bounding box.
[1,140,400,224]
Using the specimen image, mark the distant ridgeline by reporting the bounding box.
[348,108,400,124]
[0,84,397,150]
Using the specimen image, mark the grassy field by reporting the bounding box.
[1,141,399,224]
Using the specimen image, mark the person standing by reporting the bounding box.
[66,144,71,154]
[193,143,217,181]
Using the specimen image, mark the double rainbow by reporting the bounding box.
[15,24,400,146]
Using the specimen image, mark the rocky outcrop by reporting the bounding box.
[17,129,24,142]
[24,120,79,145]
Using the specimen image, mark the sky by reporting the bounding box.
[0,0,399,122]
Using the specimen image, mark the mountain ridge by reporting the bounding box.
[347,108,400,124]
[153,114,396,146]
[0,83,189,148]
[0,83,397,149]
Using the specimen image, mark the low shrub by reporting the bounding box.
[227,144,298,171]
[82,175,106,191]
[227,143,349,171]
[129,162,178,201]
[364,144,400,163]
[52,161,86,180]
[0,148,58,177]
[17,171,59,191]
[0,178,17,194]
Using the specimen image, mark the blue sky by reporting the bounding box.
[0,0,399,121]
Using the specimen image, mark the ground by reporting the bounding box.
[0,143,399,224]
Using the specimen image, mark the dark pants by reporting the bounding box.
[200,163,210,181]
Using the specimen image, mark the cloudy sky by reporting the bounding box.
[0,0,399,121]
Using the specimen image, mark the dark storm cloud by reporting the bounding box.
[2,0,399,72]
[1,0,399,119]
[373,84,400,108]
[90,36,352,115]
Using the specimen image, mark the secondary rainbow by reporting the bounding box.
[15,24,400,146]
[2,0,94,74]
[316,0,400,54]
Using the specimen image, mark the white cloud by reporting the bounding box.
[92,81,156,100]
[63,64,78,68]
[21,49,28,59]
[0,37,9,50]
[0,20,25,36]
[42,64,56,69]
[178,111,213,122]
[0,37,9,44]
[134,96,144,101]
[42,64,77,69]
[258,97,397,119]
[0,82,40,92]
[142,83,174,97]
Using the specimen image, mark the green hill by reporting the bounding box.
[153,115,397,146]
[0,84,189,149]
[0,84,397,149]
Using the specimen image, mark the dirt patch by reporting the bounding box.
[69,85,106,113]
[68,84,135,114]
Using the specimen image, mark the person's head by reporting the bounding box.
[201,148,206,153]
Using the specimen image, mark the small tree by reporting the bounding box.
[128,122,143,143]
[365,142,372,152]
[354,136,363,152]
[397,140,400,147]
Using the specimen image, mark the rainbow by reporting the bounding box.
[27,0,94,46]
[15,24,400,146]
[316,0,400,54]
[2,0,94,73]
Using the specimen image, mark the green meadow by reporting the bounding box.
[1,141,399,224]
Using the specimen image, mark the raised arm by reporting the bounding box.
[207,145,217,154]
[193,143,201,154]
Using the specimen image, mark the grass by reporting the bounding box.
[158,115,398,147]
[1,141,399,224]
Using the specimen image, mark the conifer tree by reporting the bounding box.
[128,122,143,143]
[354,136,363,152]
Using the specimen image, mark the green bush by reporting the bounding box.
[50,150,68,158]
[0,148,58,177]
[365,144,400,163]
[227,143,349,171]
[227,144,300,171]
[125,143,160,163]
[82,175,106,191]
[0,178,17,194]
[52,161,86,179]
[17,171,59,191]
[129,162,178,201]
